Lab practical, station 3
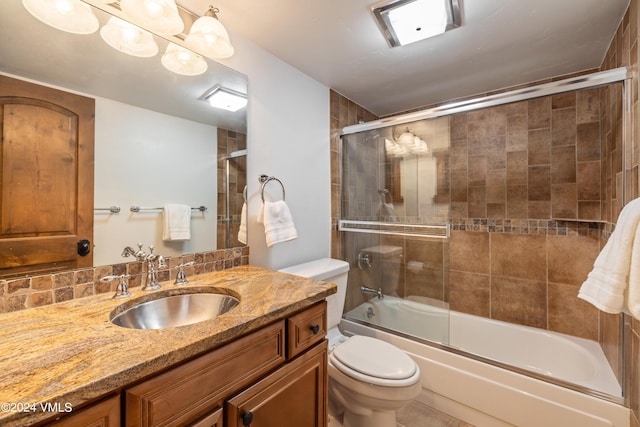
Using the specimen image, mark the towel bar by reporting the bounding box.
[130,205,207,213]
[94,206,121,213]
[259,175,286,202]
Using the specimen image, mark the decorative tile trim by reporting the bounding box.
[450,218,604,237]
[0,246,249,314]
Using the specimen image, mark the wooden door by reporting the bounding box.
[0,75,94,277]
[226,341,328,427]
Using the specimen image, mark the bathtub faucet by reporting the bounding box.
[361,286,384,299]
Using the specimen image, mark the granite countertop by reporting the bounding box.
[0,265,336,427]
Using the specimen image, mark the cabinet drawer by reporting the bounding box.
[126,321,285,427]
[287,301,327,358]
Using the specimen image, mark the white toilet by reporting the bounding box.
[279,258,421,427]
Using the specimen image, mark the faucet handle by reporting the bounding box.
[101,274,132,299]
[174,261,195,285]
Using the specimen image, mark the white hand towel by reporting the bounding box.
[238,202,247,245]
[578,198,640,314]
[257,200,298,247]
[162,204,191,241]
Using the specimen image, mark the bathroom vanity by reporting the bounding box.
[0,266,334,427]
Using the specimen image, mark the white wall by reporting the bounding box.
[93,99,218,265]
[220,35,332,270]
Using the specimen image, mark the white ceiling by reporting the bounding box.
[179,0,630,117]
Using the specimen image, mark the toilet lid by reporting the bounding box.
[331,335,417,380]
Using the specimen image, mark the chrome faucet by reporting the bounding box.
[121,243,166,291]
[174,261,196,285]
[101,274,132,298]
[121,243,147,261]
[143,245,166,291]
[361,286,384,299]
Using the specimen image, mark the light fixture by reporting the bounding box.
[161,43,208,76]
[386,130,429,157]
[100,16,158,57]
[185,6,234,59]
[22,0,99,34]
[199,85,247,112]
[119,0,184,35]
[371,0,461,47]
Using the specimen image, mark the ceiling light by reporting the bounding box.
[387,130,429,156]
[22,0,99,34]
[185,6,234,59]
[119,0,184,35]
[100,16,158,57]
[200,85,247,112]
[161,43,208,76]
[371,0,461,47]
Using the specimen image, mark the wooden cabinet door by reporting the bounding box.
[226,341,328,427]
[0,74,94,277]
[46,394,120,427]
[125,321,286,427]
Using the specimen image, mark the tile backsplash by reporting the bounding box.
[0,246,249,313]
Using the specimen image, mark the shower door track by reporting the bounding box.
[341,66,632,136]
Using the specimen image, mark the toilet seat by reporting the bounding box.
[330,335,419,387]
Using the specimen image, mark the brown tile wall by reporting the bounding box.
[449,91,603,221]
[0,247,249,314]
[449,230,600,339]
[216,128,247,249]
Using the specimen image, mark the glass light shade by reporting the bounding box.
[387,0,447,45]
[185,15,234,59]
[22,0,99,34]
[206,88,247,112]
[100,17,158,58]
[397,131,415,146]
[385,138,407,157]
[119,0,184,35]
[161,43,208,76]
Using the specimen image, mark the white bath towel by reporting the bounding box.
[257,200,298,247]
[628,222,640,317]
[238,202,247,245]
[162,204,191,241]
[578,198,640,316]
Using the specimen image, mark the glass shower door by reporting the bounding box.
[339,119,451,346]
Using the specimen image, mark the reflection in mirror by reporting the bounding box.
[0,0,248,275]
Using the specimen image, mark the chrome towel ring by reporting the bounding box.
[259,174,286,202]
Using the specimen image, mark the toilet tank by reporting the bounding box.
[278,258,350,329]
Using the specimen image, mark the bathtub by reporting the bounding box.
[342,296,629,427]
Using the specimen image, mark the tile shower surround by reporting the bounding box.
[216,128,247,249]
[0,247,249,313]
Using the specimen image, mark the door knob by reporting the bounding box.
[77,239,91,256]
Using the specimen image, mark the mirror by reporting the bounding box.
[0,0,248,269]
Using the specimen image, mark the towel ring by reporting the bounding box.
[259,175,286,202]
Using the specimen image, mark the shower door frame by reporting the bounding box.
[339,66,634,405]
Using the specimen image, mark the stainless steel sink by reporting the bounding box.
[110,292,239,330]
